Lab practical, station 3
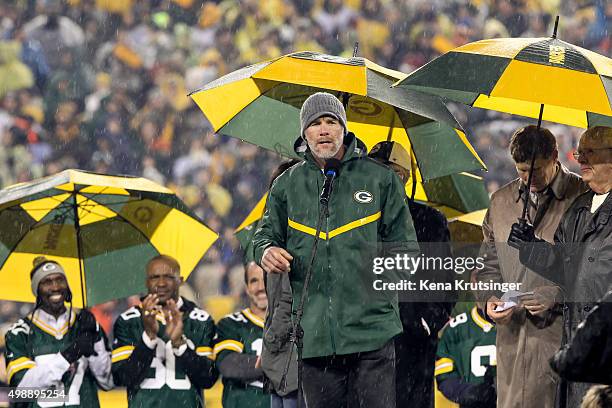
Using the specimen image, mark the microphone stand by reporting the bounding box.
[280,170,335,408]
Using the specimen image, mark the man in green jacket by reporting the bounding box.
[252,92,418,408]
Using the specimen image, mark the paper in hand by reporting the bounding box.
[494,290,534,312]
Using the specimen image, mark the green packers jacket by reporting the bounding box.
[253,133,418,359]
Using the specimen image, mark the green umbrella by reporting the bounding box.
[412,172,490,219]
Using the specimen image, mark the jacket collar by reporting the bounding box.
[28,308,76,339]
[294,132,367,167]
[515,162,573,202]
[568,190,612,240]
[471,306,494,332]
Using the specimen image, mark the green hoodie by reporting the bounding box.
[253,133,418,358]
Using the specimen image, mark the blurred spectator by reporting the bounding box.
[22,1,84,70]
[0,41,33,98]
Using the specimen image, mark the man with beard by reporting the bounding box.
[214,261,269,407]
[4,257,113,407]
[474,125,585,408]
[111,255,217,407]
[253,92,417,407]
[509,126,612,407]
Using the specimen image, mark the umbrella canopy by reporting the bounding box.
[190,51,485,181]
[395,36,612,128]
[447,209,488,244]
[235,171,489,248]
[234,193,268,252]
[410,172,489,219]
[0,170,218,308]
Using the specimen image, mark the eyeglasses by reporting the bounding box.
[572,147,612,161]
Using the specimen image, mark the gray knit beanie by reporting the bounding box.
[30,257,67,297]
[300,92,347,138]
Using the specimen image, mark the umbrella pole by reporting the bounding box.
[72,192,87,309]
[520,104,545,225]
[341,43,360,107]
[410,145,418,200]
[519,16,559,225]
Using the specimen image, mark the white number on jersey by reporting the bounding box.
[35,354,85,407]
[449,313,468,328]
[470,345,496,377]
[248,339,264,389]
[226,312,248,324]
[8,319,30,336]
[189,308,210,322]
[120,308,141,321]
[141,341,191,390]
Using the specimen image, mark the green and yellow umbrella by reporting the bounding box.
[190,51,485,181]
[0,170,218,307]
[395,35,612,128]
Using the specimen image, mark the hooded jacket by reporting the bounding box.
[253,132,418,358]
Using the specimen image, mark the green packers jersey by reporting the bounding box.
[112,298,216,408]
[435,306,497,384]
[4,311,106,407]
[214,308,268,408]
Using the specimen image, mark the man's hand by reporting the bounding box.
[508,221,536,249]
[164,299,185,348]
[521,286,558,317]
[142,294,160,340]
[486,296,514,325]
[78,309,99,334]
[261,246,293,273]
[61,332,97,363]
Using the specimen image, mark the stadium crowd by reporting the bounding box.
[0,0,610,393]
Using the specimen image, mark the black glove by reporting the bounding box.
[61,331,97,363]
[458,381,496,408]
[77,309,99,334]
[507,221,536,249]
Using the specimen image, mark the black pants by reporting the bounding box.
[395,330,438,408]
[301,340,396,408]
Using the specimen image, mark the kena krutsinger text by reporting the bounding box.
[371,254,523,292]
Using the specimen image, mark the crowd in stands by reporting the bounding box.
[0,0,609,347]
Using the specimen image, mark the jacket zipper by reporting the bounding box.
[326,211,336,354]
[323,170,336,355]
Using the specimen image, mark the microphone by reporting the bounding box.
[320,159,341,205]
